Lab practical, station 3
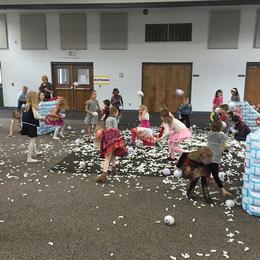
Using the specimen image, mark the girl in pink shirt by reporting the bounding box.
[212,89,223,111]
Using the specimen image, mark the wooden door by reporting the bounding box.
[142,63,192,112]
[245,63,260,106]
[72,64,93,111]
[52,63,94,111]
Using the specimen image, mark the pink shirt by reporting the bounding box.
[212,96,223,111]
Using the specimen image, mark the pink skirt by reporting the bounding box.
[168,128,192,144]
[140,120,150,128]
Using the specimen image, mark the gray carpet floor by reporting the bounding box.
[0,118,260,260]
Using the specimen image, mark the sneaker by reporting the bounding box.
[27,158,38,163]
[60,133,65,138]
[34,151,43,156]
[96,174,108,183]
[53,136,60,140]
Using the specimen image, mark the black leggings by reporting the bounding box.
[180,114,190,128]
[208,163,223,188]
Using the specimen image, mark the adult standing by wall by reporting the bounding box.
[39,75,54,100]
[230,88,240,102]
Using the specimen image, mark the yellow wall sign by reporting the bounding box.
[94,75,110,85]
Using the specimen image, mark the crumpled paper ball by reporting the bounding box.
[81,129,85,134]
[137,90,144,97]
[67,126,72,130]
[176,89,184,96]
[228,101,236,111]
[75,138,81,145]
[215,107,221,113]
[79,161,86,168]
[173,168,182,178]
[128,147,135,154]
[218,171,225,181]
[164,215,175,225]
[162,168,171,176]
[225,199,235,208]
[93,112,98,116]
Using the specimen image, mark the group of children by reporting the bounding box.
[7,84,257,204]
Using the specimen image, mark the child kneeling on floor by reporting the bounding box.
[95,121,128,183]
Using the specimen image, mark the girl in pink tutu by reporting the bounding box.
[45,97,66,140]
[95,121,128,183]
[158,109,192,162]
[131,105,156,147]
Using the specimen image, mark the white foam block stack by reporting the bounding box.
[242,129,260,216]
[240,101,260,133]
[37,100,58,135]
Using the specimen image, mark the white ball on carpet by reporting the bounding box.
[164,215,175,226]
[218,172,225,181]
[128,147,135,153]
[67,126,72,130]
[176,89,184,96]
[79,161,86,168]
[228,101,236,111]
[93,112,98,116]
[75,138,81,145]
[81,129,85,134]
[137,90,144,97]
[73,81,79,87]
[231,128,237,134]
[162,168,171,176]
[225,199,235,208]
[173,168,182,178]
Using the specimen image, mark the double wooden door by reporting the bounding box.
[142,63,192,112]
[52,63,93,111]
[245,63,260,106]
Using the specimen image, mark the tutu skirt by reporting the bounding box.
[45,115,64,126]
[168,128,192,144]
[100,128,127,158]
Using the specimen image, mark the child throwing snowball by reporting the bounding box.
[84,90,101,140]
[45,97,67,140]
[20,91,45,163]
[95,121,127,183]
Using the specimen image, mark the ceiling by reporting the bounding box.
[0,0,260,9]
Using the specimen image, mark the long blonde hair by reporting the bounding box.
[24,91,39,112]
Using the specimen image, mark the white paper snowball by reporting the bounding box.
[231,128,237,134]
[67,126,72,130]
[79,161,86,168]
[93,112,98,116]
[81,129,85,134]
[218,171,225,181]
[128,147,135,154]
[192,124,197,129]
[225,199,235,208]
[173,168,182,178]
[119,106,123,110]
[215,107,220,113]
[75,138,81,145]
[137,90,144,97]
[228,101,236,111]
[61,113,66,118]
[176,89,184,96]
[164,215,175,226]
[221,121,227,130]
[73,82,79,87]
[162,168,171,176]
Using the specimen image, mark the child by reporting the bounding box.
[45,97,66,140]
[84,90,101,139]
[178,97,192,128]
[212,89,223,111]
[17,86,28,110]
[176,147,213,204]
[20,91,45,163]
[95,121,127,183]
[38,92,45,104]
[230,88,240,102]
[207,117,232,197]
[131,105,155,146]
[8,110,22,137]
[256,104,260,113]
[106,106,119,129]
[101,99,110,121]
[158,109,192,161]
[232,115,251,141]
[111,88,123,122]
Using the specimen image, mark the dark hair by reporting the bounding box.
[103,99,110,107]
[215,89,223,97]
[220,104,229,111]
[160,109,173,124]
[90,89,96,95]
[112,88,119,95]
[228,111,234,117]
[232,115,240,123]
[231,88,239,96]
